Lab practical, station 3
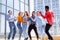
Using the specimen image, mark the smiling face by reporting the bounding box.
[24,11,29,17]
[36,11,41,16]
[8,10,12,14]
[32,11,35,16]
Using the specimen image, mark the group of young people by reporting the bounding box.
[6,6,54,40]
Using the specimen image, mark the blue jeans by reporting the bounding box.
[17,22,23,40]
[8,22,16,39]
[22,23,28,38]
[38,25,45,37]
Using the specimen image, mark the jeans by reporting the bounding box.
[17,22,23,40]
[22,23,28,38]
[38,25,45,37]
[45,23,53,40]
[28,24,39,40]
[8,22,16,39]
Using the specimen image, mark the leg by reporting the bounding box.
[28,24,32,40]
[17,22,23,40]
[8,22,13,40]
[19,28,23,40]
[45,24,53,40]
[22,24,28,40]
[33,24,39,40]
[12,22,16,40]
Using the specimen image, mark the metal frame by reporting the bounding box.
[0,12,6,40]
[0,0,29,40]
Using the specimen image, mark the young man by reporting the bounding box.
[6,10,16,40]
[40,6,54,40]
[28,11,39,40]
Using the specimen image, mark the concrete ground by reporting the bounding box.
[0,36,60,40]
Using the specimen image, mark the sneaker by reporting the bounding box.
[48,39,51,40]
[24,37,28,40]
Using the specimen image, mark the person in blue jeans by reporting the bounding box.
[17,12,27,40]
[6,10,16,40]
[22,11,29,40]
[17,22,23,40]
[36,11,46,40]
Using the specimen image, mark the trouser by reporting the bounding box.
[45,23,53,40]
[28,24,39,39]
[38,25,45,37]
[17,22,23,40]
[22,23,28,38]
[8,22,16,39]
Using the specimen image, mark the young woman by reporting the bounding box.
[28,11,39,40]
[17,12,27,40]
[22,11,29,40]
[36,11,46,40]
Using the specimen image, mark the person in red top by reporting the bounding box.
[40,6,54,40]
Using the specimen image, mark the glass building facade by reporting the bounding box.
[0,0,60,40]
[34,0,60,35]
[0,0,35,39]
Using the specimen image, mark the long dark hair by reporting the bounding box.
[23,11,29,17]
[32,11,35,16]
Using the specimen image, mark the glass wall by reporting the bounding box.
[0,13,5,39]
[34,0,60,35]
[0,0,29,36]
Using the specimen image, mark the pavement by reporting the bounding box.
[0,36,60,40]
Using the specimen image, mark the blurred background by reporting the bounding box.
[0,0,60,40]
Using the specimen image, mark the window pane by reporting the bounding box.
[0,5,6,13]
[7,7,13,14]
[25,5,28,11]
[14,0,19,10]
[7,0,13,8]
[14,10,19,17]
[25,0,28,4]
[0,15,5,34]
[0,0,6,5]
[30,0,34,15]
[21,3,24,12]
[20,0,24,2]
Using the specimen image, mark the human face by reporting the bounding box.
[9,10,12,14]
[45,8,49,12]
[36,11,41,16]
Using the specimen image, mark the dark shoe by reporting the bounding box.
[24,37,28,40]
